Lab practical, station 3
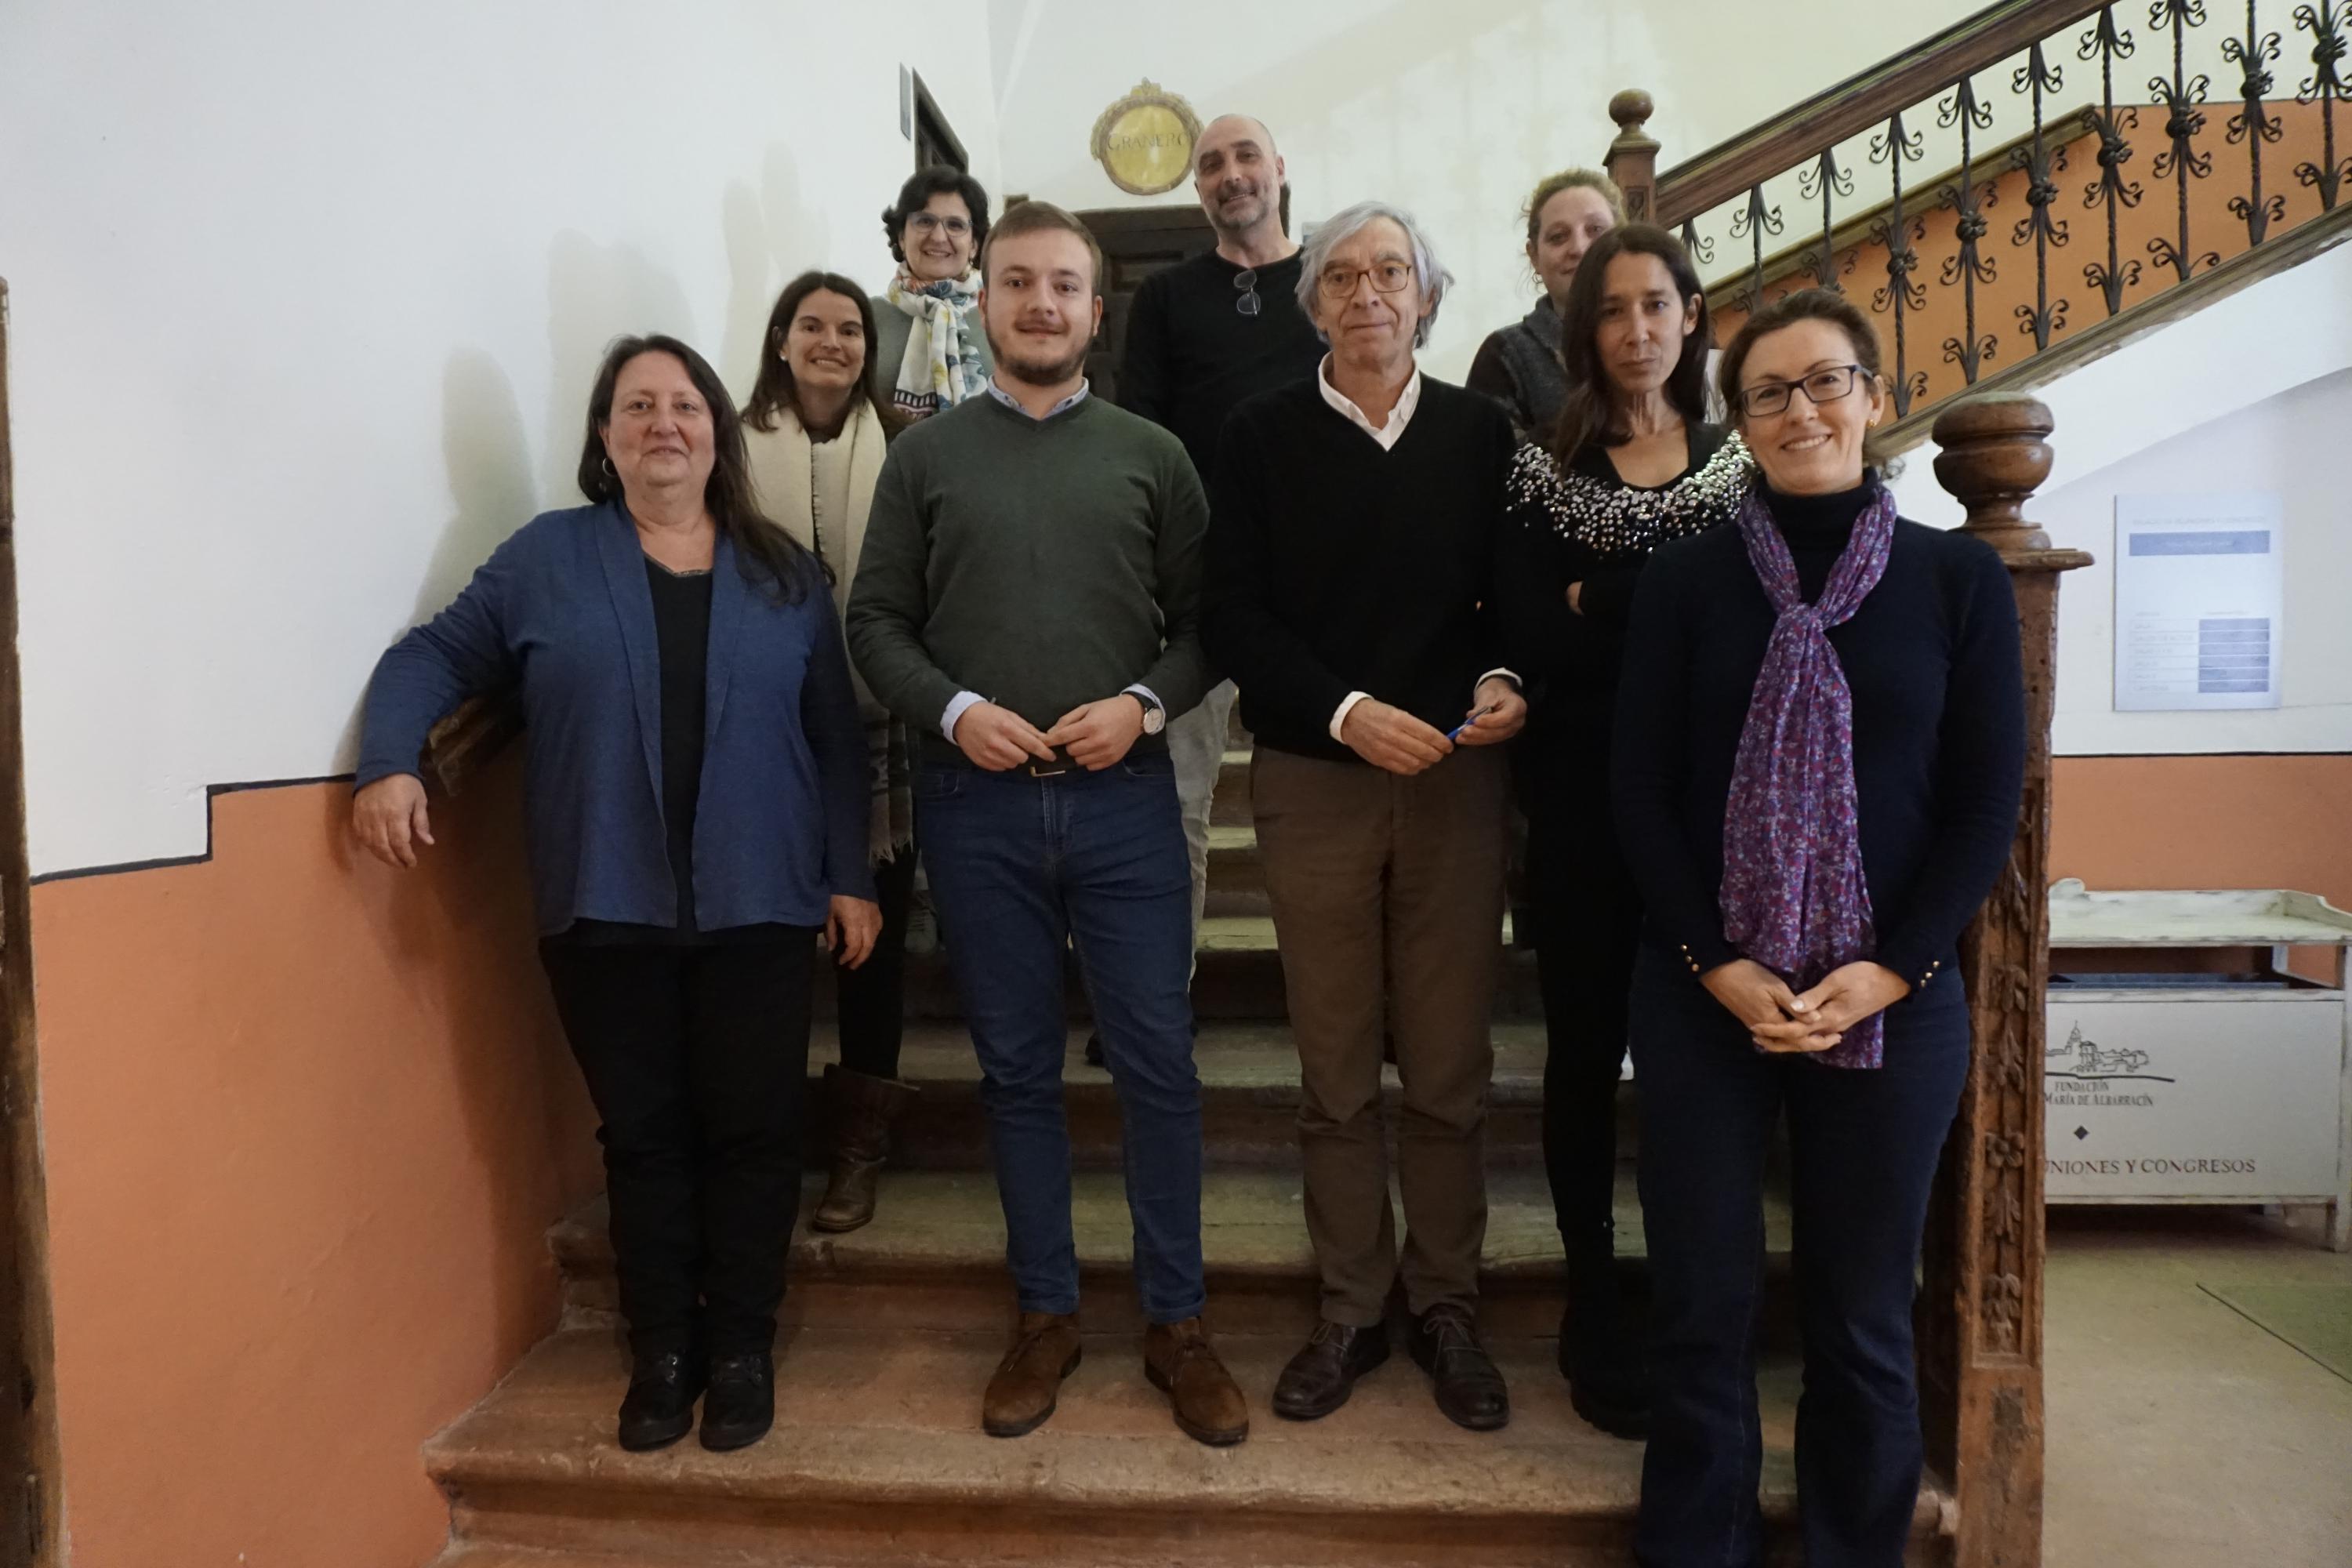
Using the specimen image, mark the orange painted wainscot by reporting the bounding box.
[29,759,597,1568]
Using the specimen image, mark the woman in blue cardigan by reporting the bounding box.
[354,334,879,1457]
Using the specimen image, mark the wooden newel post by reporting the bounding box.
[1605,89,1660,224]
[1918,395,2091,1568]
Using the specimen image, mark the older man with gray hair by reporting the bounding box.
[1202,201,1524,1432]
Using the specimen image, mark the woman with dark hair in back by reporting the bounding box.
[873,165,995,420]
[1494,223,1750,1442]
[743,271,918,1236]
[353,334,880,1457]
[1613,289,2024,1565]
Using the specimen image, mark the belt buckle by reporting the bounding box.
[1024,759,1070,778]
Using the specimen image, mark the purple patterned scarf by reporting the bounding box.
[1719,485,1899,1069]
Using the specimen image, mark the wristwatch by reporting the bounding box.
[1128,690,1166,735]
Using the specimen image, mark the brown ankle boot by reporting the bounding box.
[811,1065,916,1234]
[982,1311,1082,1438]
[1144,1317,1250,1446]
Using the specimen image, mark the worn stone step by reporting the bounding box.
[831,914,1544,1023]
[1211,747,1252,827]
[550,1165,1788,1343]
[426,1327,1947,1567]
[804,1020,1618,1174]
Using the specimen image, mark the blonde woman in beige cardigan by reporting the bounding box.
[744,270,915,1234]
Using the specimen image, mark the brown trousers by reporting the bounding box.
[1251,742,1509,1323]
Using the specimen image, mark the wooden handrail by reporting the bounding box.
[1648,0,2103,228]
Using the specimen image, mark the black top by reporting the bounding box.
[559,558,737,947]
[1495,423,1748,768]
[1119,248,1327,485]
[1203,376,1516,763]
[1465,298,1569,441]
[1609,482,2027,993]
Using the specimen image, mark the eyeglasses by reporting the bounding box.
[1234,268,1261,318]
[1733,363,1871,418]
[906,212,971,239]
[1315,259,1415,300]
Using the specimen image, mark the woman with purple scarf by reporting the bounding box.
[1610,289,2026,1568]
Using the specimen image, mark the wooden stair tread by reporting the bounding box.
[549,1166,1782,1284]
[429,1327,1936,1530]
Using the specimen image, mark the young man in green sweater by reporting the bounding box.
[846,201,1247,1449]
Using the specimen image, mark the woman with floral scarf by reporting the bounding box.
[869,166,993,421]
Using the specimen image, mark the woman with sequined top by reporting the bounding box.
[1492,223,1749,1442]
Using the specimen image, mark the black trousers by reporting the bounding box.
[1521,748,1642,1249]
[1628,947,1970,1568]
[540,934,817,1359]
[833,844,917,1080]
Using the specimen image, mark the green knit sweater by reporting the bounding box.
[844,392,1213,750]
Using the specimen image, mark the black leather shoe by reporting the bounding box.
[616,1350,703,1452]
[1559,1247,1652,1439]
[1410,1305,1509,1431]
[699,1349,775,1451]
[1272,1320,1391,1421]
[1084,1032,1106,1067]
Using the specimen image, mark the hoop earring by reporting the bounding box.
[601,456,616,479]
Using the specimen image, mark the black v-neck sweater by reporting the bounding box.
[1608,482,2029,993]
[1203,376,1518,762]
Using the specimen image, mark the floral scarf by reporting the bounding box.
[1718,484,1899,1069]
[884,266,988,419]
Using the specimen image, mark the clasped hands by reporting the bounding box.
[1700,958,1912,1053]
[1340,675,1526,776]
[953,693,1146,773]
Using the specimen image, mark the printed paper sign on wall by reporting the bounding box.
[2113,492,2285,712]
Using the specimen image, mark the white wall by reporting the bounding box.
[986,0,1983,379]
[1,0,998,875]
[1884,242,2352,756]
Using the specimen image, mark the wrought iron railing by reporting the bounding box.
[1606,0,2352,443]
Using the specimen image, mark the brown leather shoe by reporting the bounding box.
[1271,1319,1391,1421]
[1410,1303,1510,1431]
[1142,1317,1249,1446]
[982,1311,1082,1438]
[811,1065,917,1234]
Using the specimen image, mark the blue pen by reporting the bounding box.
[1446,702,1501,742]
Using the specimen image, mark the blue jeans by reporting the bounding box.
[1629,947,1971,1568]
[916,750,1205,1323]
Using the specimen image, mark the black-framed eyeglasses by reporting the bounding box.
[1315,259,1415,300]
[1733,363,1870,418]
[1234,268,1261,318]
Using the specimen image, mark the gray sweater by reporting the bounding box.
[845,393,1213,754]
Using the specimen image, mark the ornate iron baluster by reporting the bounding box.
[2295,1,2352,207]
[2147,0,2221,282]
[1869,110,1930,416]
[1678,217,1717,270]
[1940,75,2000,385]
[1727,183,1786,313]
[2079,5,2146,314]
[2011,42,2073,351]
[2224,0,2287,242]
[1798,148,1855,290]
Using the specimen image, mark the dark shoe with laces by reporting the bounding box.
[1559,1240,1652,1439]
[616,1349,703,1452]
[1271,1319,1391,1421]
[698,1348,775,1451]
[1410,1304,1509,1431]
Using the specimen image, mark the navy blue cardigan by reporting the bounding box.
[356,500,874,935]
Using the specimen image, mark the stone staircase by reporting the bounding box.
[422,717,1950,1566]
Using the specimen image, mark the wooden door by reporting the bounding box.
[1076,206,1216,405]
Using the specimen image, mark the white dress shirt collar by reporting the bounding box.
[1317,355,1421,451]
